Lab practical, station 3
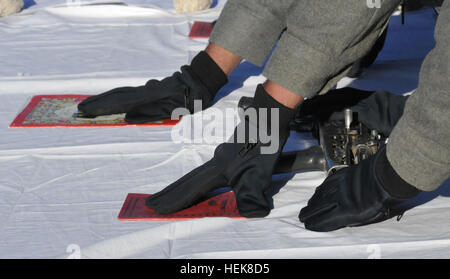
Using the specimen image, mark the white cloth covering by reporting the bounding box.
[0,1,448,258]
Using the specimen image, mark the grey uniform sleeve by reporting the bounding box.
[387,1,450,191]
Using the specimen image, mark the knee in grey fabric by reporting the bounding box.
[263,0,400,97]
[210,0,401,97]
[209,0,295,66]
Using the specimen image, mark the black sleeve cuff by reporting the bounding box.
[190,51,228,98]
[375,146,421,200]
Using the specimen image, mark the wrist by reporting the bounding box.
[190,51,228,99]
[252,84,296,138]
[375,146,421,200]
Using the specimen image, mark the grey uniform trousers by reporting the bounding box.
[210,0,449,191]
[210,0,400,98]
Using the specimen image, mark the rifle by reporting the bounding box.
[238,97,387,176]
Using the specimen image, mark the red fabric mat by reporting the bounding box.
[10,95,179,128]
[188,21,214,38]
[118,192,244,221]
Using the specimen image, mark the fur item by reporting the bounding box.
[0,0,24,17]
[173,0,212,14]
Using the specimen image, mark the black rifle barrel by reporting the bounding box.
[275,146,327,174]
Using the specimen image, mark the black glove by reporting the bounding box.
[145,84,296,217]
[77,51,228,123]
[299,146,421,232]
[299,87,409,136]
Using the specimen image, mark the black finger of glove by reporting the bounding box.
[145,159,227,215]
[218,141,282,218]
[349,91,408,136]
[299,156,388,232]
[77,82,159,117]
[124,66,213,123]
[299,87,375,121]
[299,146,419,232]
[231,154,279,218]
[300,88,408,137]
[124,98,185,124]
[77,72,188,118]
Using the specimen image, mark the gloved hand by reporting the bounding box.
[299,87,409,136]
[77,51,228,123]
[299,146,421,232]
[145,84,296,217]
